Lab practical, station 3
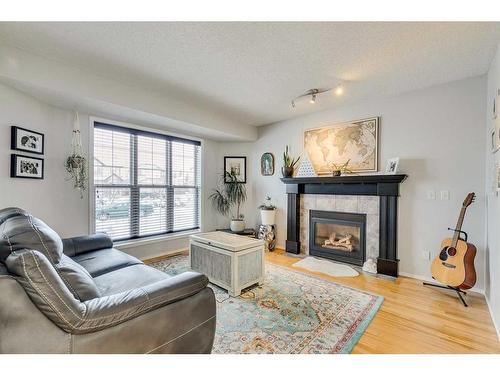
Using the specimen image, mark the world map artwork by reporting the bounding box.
[304,117,379,174]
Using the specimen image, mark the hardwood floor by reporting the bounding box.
[266,249,500,354]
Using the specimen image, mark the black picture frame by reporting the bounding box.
[224,156,247,183]
[11,126,45,155]
[10,154,45,179]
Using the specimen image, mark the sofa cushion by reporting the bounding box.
[0,214,63,263]
[55,254,101,301]
[94,263,169,296]
[72,248,142,277]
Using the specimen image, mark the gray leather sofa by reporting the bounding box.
[0,207,216,354]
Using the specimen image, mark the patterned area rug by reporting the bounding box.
[150,255,383,354]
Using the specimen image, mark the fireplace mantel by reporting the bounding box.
[281,174,408,277]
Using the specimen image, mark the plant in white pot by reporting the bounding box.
[258,196,276,225]
[209,171,247,232]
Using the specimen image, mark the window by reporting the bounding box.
[93,122,201,241]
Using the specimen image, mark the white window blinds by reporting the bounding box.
[93,122,201,240]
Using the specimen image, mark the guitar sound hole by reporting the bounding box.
[447,247,457,256]
[439,248,448,261]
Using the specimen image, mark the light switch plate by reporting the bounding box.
[440,190,450,200]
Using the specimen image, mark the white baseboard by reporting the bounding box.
[485,296,500,342]
[399,271,485,295]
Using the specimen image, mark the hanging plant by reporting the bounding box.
[65,153,87,198]
[66,111,87,198]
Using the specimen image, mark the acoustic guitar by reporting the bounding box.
[430,192,477,290]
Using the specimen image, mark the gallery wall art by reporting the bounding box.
[11,126,45,155]
[303,117,379,174]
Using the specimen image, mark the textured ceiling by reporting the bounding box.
[0,22,499,126]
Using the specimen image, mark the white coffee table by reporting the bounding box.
[189,231,265,297]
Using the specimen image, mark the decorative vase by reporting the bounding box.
[230,219,245,233]
[260,209,276,225]
[282,166,294,177]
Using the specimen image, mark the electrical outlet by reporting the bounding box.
[427,190,436,200]
[421,250,430,260]
[440,190,450,200]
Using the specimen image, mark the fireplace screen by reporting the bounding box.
[309,210,366,266]
[314,222,361,253]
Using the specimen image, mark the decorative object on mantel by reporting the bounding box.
[10,154,44,179]
[65,112,87,198]
[224,156,246,183]
[304,117,379,174]
[362,258,378,274]
[385,157,400,174]
[282,145,300,177]
[295,152,317,177]
[329,159,353,176]
[11,126,44,155]
[209,171,247,233]
[260,152,274,176]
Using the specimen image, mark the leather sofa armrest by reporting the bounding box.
[62,233,114,256]
[7,250,209,334]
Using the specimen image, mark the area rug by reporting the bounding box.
[150,255,383,353]
[292,257,359,277]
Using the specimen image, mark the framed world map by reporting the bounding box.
[303,117,379,174]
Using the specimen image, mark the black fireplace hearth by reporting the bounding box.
[281,174,407,277]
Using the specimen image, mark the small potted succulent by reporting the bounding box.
[282,145,300,177]
[258,196,277,225]
[209,171,247,232]
[330,159,352,176]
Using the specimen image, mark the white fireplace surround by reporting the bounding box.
[299,194,380,260]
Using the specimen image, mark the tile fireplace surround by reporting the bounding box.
[281,175,407,277]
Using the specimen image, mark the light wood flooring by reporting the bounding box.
[147,248,500,354]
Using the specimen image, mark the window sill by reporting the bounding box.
[114,229,201,249]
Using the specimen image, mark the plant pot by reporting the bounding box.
[230,219,245,233]
[282,166,294,177]
[260,209,276,225]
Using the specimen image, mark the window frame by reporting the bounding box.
[90,119,202,242]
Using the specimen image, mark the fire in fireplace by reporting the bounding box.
[309,210,366,266]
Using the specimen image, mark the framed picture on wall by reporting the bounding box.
[11,126,45,155]
[260,152,274,176]
[492,128,500,153]
[224,156,246,183]
[10,154,44,179]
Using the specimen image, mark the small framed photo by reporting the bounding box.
[11,154,44,179]
[11,126,44,154]
[224,156,246,183]
[385,157,400,174]
[260,152,274,176]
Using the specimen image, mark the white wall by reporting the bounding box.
[0,82,90,237]
[0,82,218,260]
[215,76,487,291]
[485,41,500,337]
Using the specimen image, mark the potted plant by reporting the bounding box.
[282,145,300,177]
[258,196,276,225]
[330,159,352,176]
[65,153,87,199]
[209,171,247,232]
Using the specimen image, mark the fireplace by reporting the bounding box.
[309,210,366,266]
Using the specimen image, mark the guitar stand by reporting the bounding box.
[423,282,468,307]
